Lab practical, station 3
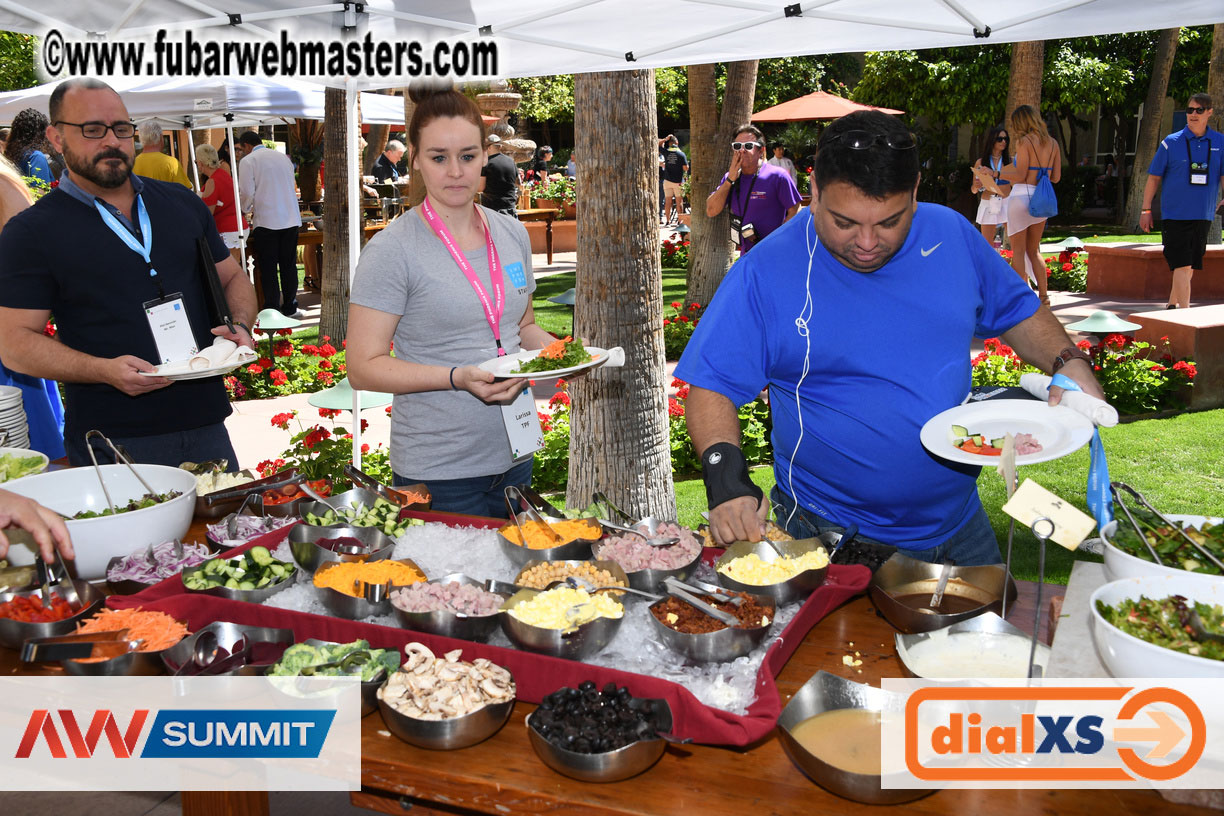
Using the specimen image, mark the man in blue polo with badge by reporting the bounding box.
[0,77,257,467]
[1139,92,1224,310]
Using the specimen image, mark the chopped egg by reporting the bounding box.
[506,586,623,630]
[717,548,829,585]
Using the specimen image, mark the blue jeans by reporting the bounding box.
[394,457,534,519]
[65,421,238,471]
[769,485,1002,566]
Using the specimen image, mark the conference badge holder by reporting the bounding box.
[502,389,544,461]
[143,292,199,365]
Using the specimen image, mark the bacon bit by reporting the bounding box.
[539,336,572,360]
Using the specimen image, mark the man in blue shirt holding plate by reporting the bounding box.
[1139,92,1224,310]
[677,111,1105,566]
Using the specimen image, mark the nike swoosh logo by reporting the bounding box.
[921,243,942,257]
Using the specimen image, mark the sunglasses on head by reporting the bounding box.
[1186,106,1209,115]
[731,141,761,151]
[825,129,918,151]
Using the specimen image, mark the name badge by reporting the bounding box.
[504,261,527,289]
[1190,172,1208,186]
[143,293,199,365]
[501,387,544,461]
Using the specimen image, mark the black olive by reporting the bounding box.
[602,682,618,695]
[579,680,596,692]
[617,686,632,700]
[574,738,591,752]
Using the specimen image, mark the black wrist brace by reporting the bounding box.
[701,442,763,511]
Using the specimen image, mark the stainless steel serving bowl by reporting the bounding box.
[192,468,261,520]
[180,554,298,603]
[713,539,829,605]
[591,524,704,593]
[511,559,631,592]
[0,579,106,649]
[646,590,775,663]
[496,513,601,567]
[377,671,515,750]
[526,697,671,782]
[312,557,426,619]
[288,523,397,574]
[61,629,188,676]
[499,587,623,661]
[777,670,931,804]
[298,487,386,525]
[161,621,295,676]
[894,611,1050,679]
[391,573,508,642]
[869,554,1017,634]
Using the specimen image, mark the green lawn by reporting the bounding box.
[533,268,689,338]
[1045,227,1160,244]
[672,409,1224,584]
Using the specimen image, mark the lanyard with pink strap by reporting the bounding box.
[420,197,507,357]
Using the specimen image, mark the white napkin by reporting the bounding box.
[188,337,256,371]
[1019,372,1118,427]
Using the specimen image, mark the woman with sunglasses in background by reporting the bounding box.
[996,105,1061,304]
[346,87,555,518]
[970,126,1011,245]
[705,124,801,253]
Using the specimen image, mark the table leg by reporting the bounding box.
[181,790,269,816]
[545,217,554,265]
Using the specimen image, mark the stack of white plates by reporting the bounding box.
[0,386,30,450]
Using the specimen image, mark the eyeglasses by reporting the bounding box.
[55,120,135,139]
[996,135,1010,142]
[731,141,762,151]
[1186,106,1209,115]
[824,129,917,151]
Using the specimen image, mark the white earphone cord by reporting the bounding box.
[783,210,817,533]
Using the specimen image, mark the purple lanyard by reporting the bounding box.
[421,198,506,356]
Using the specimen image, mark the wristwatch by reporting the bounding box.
[1051,346,1092,373]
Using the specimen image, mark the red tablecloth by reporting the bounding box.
[109,519,869,746]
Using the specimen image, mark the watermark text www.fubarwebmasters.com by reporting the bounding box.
[42,29,498,79]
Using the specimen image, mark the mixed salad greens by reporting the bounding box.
[514,336,592,374]
[72,490,183,519]
[1096,595,1224,661]
[0,452,45,483]
[1108,503,1224,575]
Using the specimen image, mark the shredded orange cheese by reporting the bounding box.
[313,561,426,597]
[499,518,601,549]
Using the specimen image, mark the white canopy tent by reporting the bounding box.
[0,1,1220,465]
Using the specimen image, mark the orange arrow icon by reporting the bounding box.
[1113,710,1187,759]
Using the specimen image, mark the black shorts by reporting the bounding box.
[1161,219,1211,271]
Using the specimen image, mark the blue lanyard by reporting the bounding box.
[94,194,164,298]
[1050,373,1113,529]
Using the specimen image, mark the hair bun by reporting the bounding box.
[407,80,457,105]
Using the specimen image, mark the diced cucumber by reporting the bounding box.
[990,437,1006,448]
[951,424,969,437]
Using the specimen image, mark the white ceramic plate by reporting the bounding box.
[0,447,50,484]
[138,360,248,381]
[919,399,1094,466]
[478,346,610,381]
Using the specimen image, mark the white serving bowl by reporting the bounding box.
[2,464,197,580]
[0,446,50,484]
[1101,514,1223,582]
[1090,572,1224,678]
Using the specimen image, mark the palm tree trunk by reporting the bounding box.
[320,87,349,344]
[1005,41,1045,119]
[686,60,758,310]
[567,69,675,520]
[1125,28,1179,228]
[1208,24,1224,243]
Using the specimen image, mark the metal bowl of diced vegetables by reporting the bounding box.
[299,489,420,538]
[265,638,400,716]
[180,546,297,602]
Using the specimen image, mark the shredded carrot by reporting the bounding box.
[313,561,425,597]
[72,607,190,661]
[539,336,572,360]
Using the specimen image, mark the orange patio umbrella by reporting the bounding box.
[752,91,903,123]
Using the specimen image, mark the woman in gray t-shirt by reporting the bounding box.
[346,88,555,518]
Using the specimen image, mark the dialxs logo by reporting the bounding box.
[14,709,335,759]
[904,686,1206,782]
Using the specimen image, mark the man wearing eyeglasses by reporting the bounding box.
[706,125,801,252]
[0,78,257,469]
[679,110,1104,566]
[1139,93,1224,310]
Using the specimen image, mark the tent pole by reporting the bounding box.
[347,78,362,469]
[185,124,199,190]
[226,121,249,284]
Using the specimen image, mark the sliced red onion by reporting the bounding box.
[106,540,213,584]
[206,514,295,546]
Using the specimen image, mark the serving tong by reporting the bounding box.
[83,430,161,518]
[204,471,307,506]
[661,577,741,628]
[354,578,394,605]
[591,491,680,548]
[22,629,142,663]
[299,649,375,677]
[171,622,294,676]
[344,464,413,507]
[1110,482,1224,573]
[504,485,565,546]
[35,556,80,611]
